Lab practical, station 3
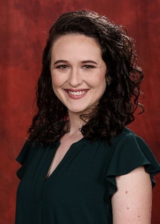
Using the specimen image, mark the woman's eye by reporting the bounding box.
[83,65,95,69]
[56,65,68,69]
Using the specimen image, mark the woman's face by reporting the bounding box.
[50,34,107,115]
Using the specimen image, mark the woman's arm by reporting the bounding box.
[111,166,152,224]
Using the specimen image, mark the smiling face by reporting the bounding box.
[50,34,107,115]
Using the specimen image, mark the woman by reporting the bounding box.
[16,10,160,224]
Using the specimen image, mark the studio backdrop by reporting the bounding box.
[0,0,160,223]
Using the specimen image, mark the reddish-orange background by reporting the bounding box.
[0,0,160,223]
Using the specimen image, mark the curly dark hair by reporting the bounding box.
[28,10,144,146]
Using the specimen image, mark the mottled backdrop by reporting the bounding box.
[0,0,160,223]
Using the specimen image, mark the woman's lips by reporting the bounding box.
[65,89,88,99]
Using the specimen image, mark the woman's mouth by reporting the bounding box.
[65,89,88,99]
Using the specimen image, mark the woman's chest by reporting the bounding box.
[17,139,112,206]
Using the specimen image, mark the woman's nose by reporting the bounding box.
[68,68,83,86]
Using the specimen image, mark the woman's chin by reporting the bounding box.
[68,107,88,115]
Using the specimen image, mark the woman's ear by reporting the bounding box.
[106,76,111,85]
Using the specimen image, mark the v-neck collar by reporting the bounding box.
[44,137,86,184]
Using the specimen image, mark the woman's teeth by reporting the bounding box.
[68,91,86,96]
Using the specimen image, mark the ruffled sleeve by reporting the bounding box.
[16,140,32,179]
[105,129,160,199]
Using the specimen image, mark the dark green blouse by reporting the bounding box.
[16,127,160,224]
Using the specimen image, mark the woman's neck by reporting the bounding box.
[67,112,84,136]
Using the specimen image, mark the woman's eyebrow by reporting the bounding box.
[54,60,68,65]
[81,60,97,64]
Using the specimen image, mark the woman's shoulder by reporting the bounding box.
[110,127,157,165]
[112,126,140,141]
[105,127,160,187]
[16,140,42,165]
[111,127,149,149]
[16,140,47,180]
